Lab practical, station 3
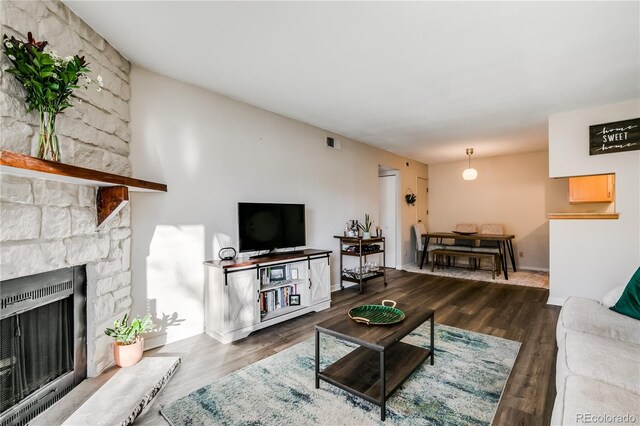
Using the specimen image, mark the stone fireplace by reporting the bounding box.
[0,172,135,416]
[0,175,133,379]
[1,0,134,378]
[0,1,155,423]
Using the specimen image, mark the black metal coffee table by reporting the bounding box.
[315,304,435,421]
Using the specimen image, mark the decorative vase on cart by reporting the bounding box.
[358,214,373,239]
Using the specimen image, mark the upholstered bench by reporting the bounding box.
[430,249,498,279]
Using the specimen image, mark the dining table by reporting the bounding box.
[419,232,517,280]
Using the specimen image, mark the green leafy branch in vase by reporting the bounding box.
[2,32,103,161]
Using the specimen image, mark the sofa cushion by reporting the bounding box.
[602,285,626,308]
[556,331,640,396]
[551,375,640,426]
[557,297,640,345]
[611,267,640,320]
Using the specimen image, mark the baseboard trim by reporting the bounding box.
[547,297,566,306]
[331,282,359,292]
[144,325,204,350]
[519,266,549,272]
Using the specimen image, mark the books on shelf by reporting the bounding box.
[260,284,299,317]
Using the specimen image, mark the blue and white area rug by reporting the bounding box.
[160,324,520,425]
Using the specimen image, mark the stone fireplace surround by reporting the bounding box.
[1,0,134,377]
[0,175,133,377]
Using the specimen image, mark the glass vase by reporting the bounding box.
[37,111,61,162]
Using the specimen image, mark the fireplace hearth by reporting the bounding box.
[0,267,86,426]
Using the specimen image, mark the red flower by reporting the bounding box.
[27,32,47,51]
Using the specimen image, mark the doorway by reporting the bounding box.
[378,167,398,268]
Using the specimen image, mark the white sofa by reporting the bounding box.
[552,297,640,425]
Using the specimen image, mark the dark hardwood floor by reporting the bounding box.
[138,269,559,425]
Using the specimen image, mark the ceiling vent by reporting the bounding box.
[325,136,342,151]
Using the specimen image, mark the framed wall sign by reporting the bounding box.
[589,117,640,156]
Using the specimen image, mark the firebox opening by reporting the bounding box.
[0,266,86,426]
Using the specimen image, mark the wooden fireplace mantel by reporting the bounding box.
[0,150,167,228]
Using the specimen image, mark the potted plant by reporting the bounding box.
[104,313,153,368]
[405,191,417,206]
[358,214,374,239]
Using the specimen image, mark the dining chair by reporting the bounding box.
[451,224,477,249]
[448,223,477,267]
[413,222,445,264]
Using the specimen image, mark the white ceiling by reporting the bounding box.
[65,1,639,164]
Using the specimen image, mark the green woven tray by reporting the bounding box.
[348,300,405,325]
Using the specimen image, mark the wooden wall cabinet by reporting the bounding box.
[569,174,614,203]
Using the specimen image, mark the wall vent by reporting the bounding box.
[325,136,341,151]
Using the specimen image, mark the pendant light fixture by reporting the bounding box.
[462,148,478,180]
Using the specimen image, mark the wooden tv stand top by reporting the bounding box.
[204,249,331,269]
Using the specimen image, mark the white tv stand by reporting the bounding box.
[203,249,331,344]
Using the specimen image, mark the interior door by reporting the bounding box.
[417,177,428,226]
[379,175,397,268]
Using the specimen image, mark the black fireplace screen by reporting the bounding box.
[0,297,73,414]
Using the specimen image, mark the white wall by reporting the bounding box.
[548,99,640,305]
[128,66,428,346]
[429,151,552,270]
